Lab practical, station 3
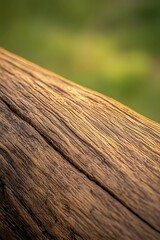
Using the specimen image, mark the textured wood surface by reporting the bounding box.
[0,48,160,240]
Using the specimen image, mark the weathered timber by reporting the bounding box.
[0,48,160,240]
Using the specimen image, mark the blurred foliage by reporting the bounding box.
[0,0,160,122]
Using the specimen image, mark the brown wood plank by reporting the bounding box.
[0,48,160,239]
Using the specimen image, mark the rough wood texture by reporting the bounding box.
[0,48,160,240]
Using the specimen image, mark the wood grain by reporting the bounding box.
[0,48,160,240]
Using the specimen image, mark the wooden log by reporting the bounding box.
[0,48,160,240]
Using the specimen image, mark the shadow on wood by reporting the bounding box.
[0,48,160,240]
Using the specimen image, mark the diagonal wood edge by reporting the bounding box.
[0,48,160,239]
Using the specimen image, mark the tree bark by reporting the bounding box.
[0,48,160,240]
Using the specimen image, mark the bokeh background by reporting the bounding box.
[0,0,160,122]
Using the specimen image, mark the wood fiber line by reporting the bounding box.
[0,88,159,236]
[0,48,160,239]
[1,99,158,240]
[1,94,158,236]
[0,49,159,135]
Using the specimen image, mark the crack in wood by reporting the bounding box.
[0,139,84,240]
[0,97,159,235]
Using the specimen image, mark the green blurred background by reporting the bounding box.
[0,0,160,122]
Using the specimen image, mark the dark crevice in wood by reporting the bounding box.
[0,147,53,239]
[0,147,21,180]
[0,145,84,240]
[0,96,159,234]
[9,187,57,240]
[1,55,160,165]
[1,196,39,239]
[0,50,159,134]
[1,54,160,163]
